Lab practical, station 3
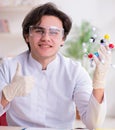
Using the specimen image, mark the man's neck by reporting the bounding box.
[32,54,56,70]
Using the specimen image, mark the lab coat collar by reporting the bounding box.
[28,53,60,72]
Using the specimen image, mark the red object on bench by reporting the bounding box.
[0,113,7,126]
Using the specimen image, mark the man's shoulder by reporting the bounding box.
[16,50,29,59]
[58,53,81,68]
[57,53,83,76]
[1,50,29,66]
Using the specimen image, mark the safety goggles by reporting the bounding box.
[29,25,64,40]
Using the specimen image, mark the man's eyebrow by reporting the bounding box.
[34,26,44,29]
[49,27,62,31]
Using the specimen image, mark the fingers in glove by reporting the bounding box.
[93,49,105,65]
[100,45,112,62]
[100,45,107,55]
[98,48,106,64]
[93,54,100,65]
[15,62,22,76]
[23,77,35,95]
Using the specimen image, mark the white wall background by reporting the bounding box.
[0,0,115,117]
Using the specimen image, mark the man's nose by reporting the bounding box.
[41,31,50,40]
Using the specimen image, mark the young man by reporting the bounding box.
[0,2,111,130]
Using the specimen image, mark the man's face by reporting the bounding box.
[26,15,64,61]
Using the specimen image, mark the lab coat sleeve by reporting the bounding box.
[73,65,106,130]
[82,94,106,130]
[0,60,11,116]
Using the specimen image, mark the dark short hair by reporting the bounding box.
[22,2,72,51]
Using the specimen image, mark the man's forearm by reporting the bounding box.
[93,88,104,103]
[1,92,9,108]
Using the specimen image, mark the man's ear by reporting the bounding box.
[60,39,65,47]
[25,34,29,43]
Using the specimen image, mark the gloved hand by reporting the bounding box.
[3,62,34,101]
[93,45,112,89]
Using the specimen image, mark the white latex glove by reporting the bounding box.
[3,62,34,101]
[93,45,112,89]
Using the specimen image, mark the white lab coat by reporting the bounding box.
[0,50,106,129]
